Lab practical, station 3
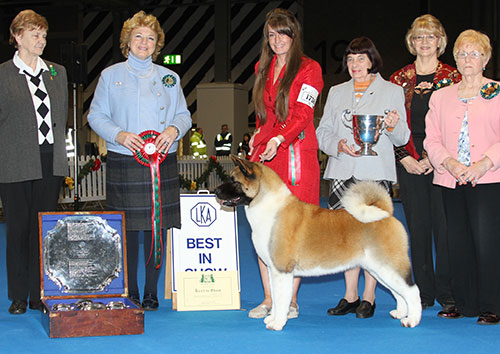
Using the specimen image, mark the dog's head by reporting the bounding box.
[214,155,262,207]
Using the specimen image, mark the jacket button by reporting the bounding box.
[160,121,165,124]
[160,107,164,110]
[157,92,161,96]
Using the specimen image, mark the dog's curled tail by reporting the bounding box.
[341,181,393,223]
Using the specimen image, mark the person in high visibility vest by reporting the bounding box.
[190,127,207,158]
[214,124,232,156]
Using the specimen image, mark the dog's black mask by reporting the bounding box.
[214,180,253,207]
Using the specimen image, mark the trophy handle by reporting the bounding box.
[341,109,352,129]
[379,109,391,132]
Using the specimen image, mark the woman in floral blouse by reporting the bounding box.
[424,30,500,325]
[390,14,460,316]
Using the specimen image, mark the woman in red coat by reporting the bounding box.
[247,8,323,319]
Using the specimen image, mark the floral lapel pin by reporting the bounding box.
[49,64,58,80]
[434,78,453,90]
[480,82,500,100]
[162,74,176,88]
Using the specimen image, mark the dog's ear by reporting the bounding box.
[230,155,255,178]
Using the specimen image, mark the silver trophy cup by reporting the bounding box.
[342,110,387,156]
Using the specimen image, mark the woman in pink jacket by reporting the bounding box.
[424,29,500,325]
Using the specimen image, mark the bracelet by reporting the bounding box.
[106,301,128,310]
[169,125,180,137]
[271,137,282,146]
[52,303,72,311]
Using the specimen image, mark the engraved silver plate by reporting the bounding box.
[43,216,122,293]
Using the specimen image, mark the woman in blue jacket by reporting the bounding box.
[88,11,191,310]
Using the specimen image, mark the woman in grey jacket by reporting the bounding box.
[316,37,410,319]
[0,10,68,314]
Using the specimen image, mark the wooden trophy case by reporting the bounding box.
[39,211,144,338]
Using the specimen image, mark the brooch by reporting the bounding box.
[162,74,176,88]
[49,64,58,80]
[434,78,454,90]
[480,82,500,100]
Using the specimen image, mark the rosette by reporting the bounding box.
[480,82,500,100]
[434,78,453,90]
[133,130,167,269]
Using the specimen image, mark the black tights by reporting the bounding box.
[126,230,164,297]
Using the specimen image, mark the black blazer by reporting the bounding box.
[0,59,68,183]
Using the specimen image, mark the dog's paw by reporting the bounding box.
[400,316,421,328]
[263,314,274,325]
[265,318,287,331]
[390,309,406,319]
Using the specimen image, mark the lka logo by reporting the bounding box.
[190,202,216,227]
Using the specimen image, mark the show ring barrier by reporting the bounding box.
[55,155,234,208]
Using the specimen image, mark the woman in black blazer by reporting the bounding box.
[0,10,68,314]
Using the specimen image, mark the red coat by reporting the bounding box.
[390,62,461,160]
[252,56,323,204]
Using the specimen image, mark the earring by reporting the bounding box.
[483,67,486,71]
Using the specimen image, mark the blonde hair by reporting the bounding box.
[9,9,48,47]
[252,8,304,124]
[405,14,447,57]
[120,11,165,60]
[453,29,492,62]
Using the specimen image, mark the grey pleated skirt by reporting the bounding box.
[106,151,181,231]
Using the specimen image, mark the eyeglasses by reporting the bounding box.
[455,51,484,60]
[413,34,437,42]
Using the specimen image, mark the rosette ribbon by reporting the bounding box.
[288,131,305,186]
[288,140,302,186]
[133,130,167,269]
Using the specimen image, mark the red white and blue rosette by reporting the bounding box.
[133,130,167,269]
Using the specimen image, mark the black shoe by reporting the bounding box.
[29,300,42,311]
[477,312,500,325]
[142,293,159,311]
[356,300,376,318]
[9,300,27,314]
[129,293,141,306]
[327,298,360,316]
[437,305,463,319]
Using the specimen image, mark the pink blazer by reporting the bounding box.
[424,82,500,189]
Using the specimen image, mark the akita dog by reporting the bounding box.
[215,156,421,331]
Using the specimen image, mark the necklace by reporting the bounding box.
[415,61,438,75]
[126,62,154,79]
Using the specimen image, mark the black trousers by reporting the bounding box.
[397,166,454,306]
[0,148,61,302]
[126,230,165,297]
[442,183,500,317]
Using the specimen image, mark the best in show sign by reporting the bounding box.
[171,194,240,305]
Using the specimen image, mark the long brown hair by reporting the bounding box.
[253,8,304,124]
